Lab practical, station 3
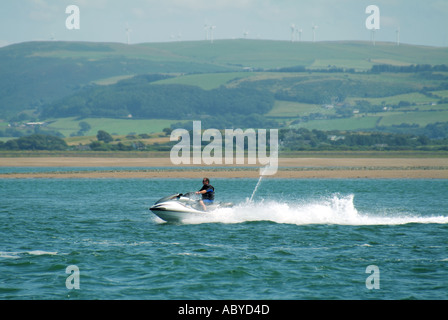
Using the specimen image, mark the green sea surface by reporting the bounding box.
[1,175,447,300]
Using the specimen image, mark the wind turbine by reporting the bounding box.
[290,24,296,42]
[243,30,249,39]
[290,24,302,42]
[370,28,376,46]
[125,24,132,45]
[209,25,216,43]
[396,26,400,46]
[312,23,318,42]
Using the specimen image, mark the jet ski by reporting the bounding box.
[149,192,233,223]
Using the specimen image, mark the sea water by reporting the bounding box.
[1,174,447,300]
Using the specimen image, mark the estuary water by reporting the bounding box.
[1,173,447,300]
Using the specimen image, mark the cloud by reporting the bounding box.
[26,0,59,21]
[130,7,147,19]
[154,0,258,10]
[68,0,109,9]
[381,15,400,28]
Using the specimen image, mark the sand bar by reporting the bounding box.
[0,157,447,179]
[0,170,447,179]
[0,157,447,168]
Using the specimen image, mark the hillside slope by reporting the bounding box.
[1,39,447,119]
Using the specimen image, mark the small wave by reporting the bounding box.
[181,194,448,226]
[27,250,58,256]
[0,252,21,259]
[0,250,59,259]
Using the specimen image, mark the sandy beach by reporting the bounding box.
[0,157,447,179]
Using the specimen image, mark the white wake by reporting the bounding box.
[181,194,448,226]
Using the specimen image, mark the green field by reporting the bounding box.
[433,90,448,98]
[168,40,448,70]
[13,39,448,71]
[46,117,184,137]
[347,92,438,106]
[284,107,448,131]
[92,75,136,86]
[266,101,329,118]
[295,116,381,131]
[377,110,448,127]
[152,72,255,90]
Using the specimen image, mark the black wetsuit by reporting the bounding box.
[199,184,215,203]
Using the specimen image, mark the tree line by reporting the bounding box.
[0,134,67,151]
[279,128,448,151]
[2,128,447,152]
[271,64,448,74]
[41,75,274,122]
[370,64,448,74]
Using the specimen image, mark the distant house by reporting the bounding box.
[25,122,45,127]
[327,135,345,141]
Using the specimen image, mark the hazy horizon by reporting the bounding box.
[1,0,447,48]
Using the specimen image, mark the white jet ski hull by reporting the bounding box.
[150,202,207,223]
[149,193,233,223]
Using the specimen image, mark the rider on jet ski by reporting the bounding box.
[196,177,214,211]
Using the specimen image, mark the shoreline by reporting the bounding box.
[0,170,447,179]
[1,157,447,179]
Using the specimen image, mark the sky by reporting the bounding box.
[0,0,447,47]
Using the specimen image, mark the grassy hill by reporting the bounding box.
[1,39,448,140]
[5,39,448,69]
[161,39,448,70]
